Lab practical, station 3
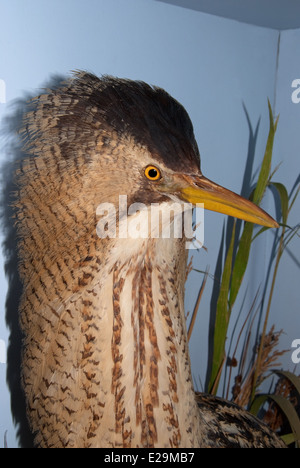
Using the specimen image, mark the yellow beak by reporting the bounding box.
[177,174,278,228]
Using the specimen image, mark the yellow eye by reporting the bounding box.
[144,165,161,181]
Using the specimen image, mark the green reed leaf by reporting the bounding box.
[208,222,236,393]
[253,100,279,205]
[270,182,289,225]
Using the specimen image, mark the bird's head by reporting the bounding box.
[21,71,278,240]
[83,73,277,230]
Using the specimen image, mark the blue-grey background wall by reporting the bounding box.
[0,0,299,447]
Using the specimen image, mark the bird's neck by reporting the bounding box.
[21,232,203,447]
[90,236,202,447]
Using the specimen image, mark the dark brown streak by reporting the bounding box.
[111,265,127,443]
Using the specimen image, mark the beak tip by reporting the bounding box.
[260,214,279,229]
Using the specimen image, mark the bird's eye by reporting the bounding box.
[144,165,161,181]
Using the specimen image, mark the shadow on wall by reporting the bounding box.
[0,75,66,448]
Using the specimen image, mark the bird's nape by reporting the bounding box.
[13,71,284,448]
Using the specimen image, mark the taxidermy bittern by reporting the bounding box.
[15,71,285,448]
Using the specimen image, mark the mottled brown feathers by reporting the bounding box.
[196,394,286,448]
[21,71,200,171]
